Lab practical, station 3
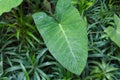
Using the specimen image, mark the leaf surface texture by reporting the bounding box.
[33,0,88,75]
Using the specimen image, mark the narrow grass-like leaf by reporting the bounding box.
[20,63,30,80]
[36,68,50,80]
[26,31,40,43]
[0,54,3,77]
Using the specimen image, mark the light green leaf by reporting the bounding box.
[33,0,88,75]
[105,14,120,47]
[114,14,120,32]
[0,0,23,16]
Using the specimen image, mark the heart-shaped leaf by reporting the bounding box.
[33,0,88,75]
[0,0,23,16]
[105,14,120,47]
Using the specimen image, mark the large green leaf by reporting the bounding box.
[33,0,88,75]
[0,0,23,16]
[105,14,120,47]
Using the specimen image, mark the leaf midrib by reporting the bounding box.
[58,24,77,61]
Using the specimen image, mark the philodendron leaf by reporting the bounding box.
[33,0,88,75]
[105,14,120,47]
[0,0,23,16]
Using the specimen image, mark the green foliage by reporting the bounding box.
[88,60,118,80]
[105,14,120,47]
[33,0,88,75]
[0,0,120,79]
[0,2,41,49]
[0,54,3,77]
[0,0,23,15]
[73,0,95,15]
